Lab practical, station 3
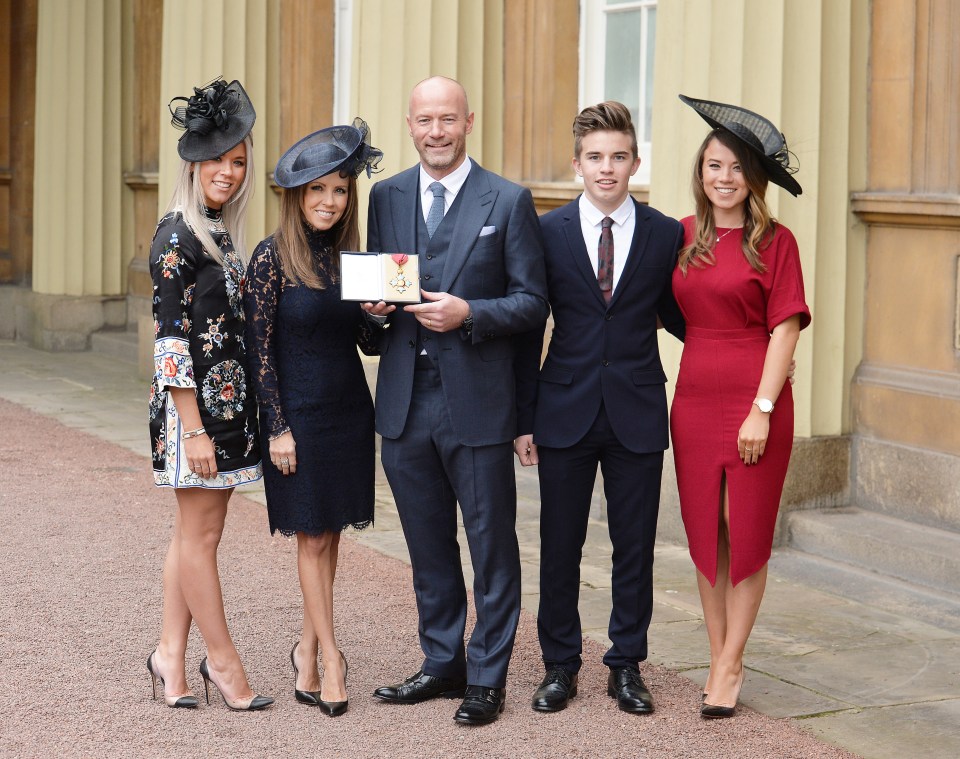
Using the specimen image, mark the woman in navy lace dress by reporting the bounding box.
[244,120,382,716]
[147,79,272,712]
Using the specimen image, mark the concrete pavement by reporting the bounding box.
[2,338,958,758]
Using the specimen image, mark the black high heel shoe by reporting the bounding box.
[147,649,198,709]
[317,652,349,717]
[199,657,274,711]
[701,669,744,719]
[291,643,322,706]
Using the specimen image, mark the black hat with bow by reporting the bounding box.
[169,78,256,162]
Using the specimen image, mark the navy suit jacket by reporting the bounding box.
[367,160,549,446]
[515,197,684,453]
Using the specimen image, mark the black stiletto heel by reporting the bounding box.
[199,657,274,711]
[291,643,322,705]
[317,652,349,717]
[146,649,198,709]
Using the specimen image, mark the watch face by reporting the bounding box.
[756,398,773,413]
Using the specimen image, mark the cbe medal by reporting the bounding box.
[389,253,414,295]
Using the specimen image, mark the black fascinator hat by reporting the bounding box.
[274,118,384,189]
[169,78,256,162]
[679,94,802,197]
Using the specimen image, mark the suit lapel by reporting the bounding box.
[387,166,420,253]
[441,160,497,291]
[559,203,607,307]
[609,198,652,304]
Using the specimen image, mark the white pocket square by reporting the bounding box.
[479,225,497,237]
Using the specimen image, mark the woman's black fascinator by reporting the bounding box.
[169,78,256,162]
[273,118,384,189]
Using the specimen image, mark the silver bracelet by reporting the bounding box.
[182,426,206,439]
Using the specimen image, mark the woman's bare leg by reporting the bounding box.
[154,507,194,697]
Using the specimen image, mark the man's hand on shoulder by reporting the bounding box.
[404,290,471,333]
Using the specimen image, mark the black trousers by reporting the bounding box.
[536,403,663,672]
[380,361,521,688]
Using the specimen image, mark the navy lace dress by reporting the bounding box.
[243,227,377,535]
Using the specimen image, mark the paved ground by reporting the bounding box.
[1,338,958,758]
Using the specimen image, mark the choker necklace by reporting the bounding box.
[716,227,739,244]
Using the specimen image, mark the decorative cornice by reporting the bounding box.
[122,171,159,191]
[855,362,960,401]
[851,192,960,228]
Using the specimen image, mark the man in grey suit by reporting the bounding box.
[362,76,548,725]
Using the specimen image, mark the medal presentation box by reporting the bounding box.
[339,252,421,304]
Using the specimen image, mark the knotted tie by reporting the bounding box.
[598,216,614,302]
[426,181,446,238]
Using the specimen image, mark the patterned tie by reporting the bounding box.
[426,181,446,238]
[598,216,614,303]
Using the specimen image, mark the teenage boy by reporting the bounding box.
[514,101,684,715]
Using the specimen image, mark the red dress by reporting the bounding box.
[671,218,811,586]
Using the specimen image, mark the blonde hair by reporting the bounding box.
[164,135,255,265]
[678,129,775,275]
[273,174,360,289]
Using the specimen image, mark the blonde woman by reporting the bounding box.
[147,78,271,711]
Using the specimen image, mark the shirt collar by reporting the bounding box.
[578,193,634,227]
[419,156,473,198]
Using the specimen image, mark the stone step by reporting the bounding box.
[770,547,960,633]
[90,328,139,365]
[784,507,960,598]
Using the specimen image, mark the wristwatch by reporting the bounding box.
[461,314,474,335]
[753,397,774,413]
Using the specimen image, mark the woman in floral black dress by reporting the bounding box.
[244,120,382,716]
[147,78,271,711]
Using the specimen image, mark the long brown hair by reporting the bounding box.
[273,173,360,289]
[678,129,776,275]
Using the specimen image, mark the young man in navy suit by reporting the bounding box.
[514,102,685,715]
[363,76,548,725]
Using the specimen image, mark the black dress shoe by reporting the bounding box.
[453,686,506,725]
[607,667,654,714]
[372,670,467,704]
[531,668,578,712]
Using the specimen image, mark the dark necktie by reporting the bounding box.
[598,216,614,302]
[426,182,445,238]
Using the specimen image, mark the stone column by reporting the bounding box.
[28,0,125,348]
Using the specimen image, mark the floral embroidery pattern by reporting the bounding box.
[198,314,229,358]
[148,382,164,420]
[224,251,246,319]
[202,360,247,420]
[158,233,182,279]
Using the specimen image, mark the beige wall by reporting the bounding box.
[650,0,869,440]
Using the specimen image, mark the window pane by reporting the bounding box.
[604,9,641,129]
[644,8,656,141]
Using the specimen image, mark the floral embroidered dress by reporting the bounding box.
[243,227,377,535]
[149,209,262,488]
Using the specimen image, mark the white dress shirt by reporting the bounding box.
[578,193,636,294]
[419,157,473,223]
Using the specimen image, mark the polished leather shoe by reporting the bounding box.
[607,667,654,714]
[531,667,578,712]
[372,670,467,704]
[453,685,506,725]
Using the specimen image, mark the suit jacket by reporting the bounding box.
[515,197,684,453]
[367,159,549,446]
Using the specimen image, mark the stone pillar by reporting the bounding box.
[27,0,126,348]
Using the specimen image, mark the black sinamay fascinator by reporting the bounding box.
[169,78,256,162]
[273,118,384,189]
[679,94,802,197]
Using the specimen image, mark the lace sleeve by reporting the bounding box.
[356,305,381,356]
[150,214,197,390]
[243,239,290,438]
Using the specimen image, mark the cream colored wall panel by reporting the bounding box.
[33,0,123,297]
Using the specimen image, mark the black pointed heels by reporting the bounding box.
[147,650,198,709]
[291,643,348,716]
[199,657,274,711]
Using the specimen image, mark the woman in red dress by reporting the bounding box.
[671,96,811,718]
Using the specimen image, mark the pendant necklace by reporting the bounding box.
[716,227,739,244]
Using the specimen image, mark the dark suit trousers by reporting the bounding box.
[537,403,663,672]
[380,360,522,688]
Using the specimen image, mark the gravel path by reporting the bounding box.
[0,397,856,758]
